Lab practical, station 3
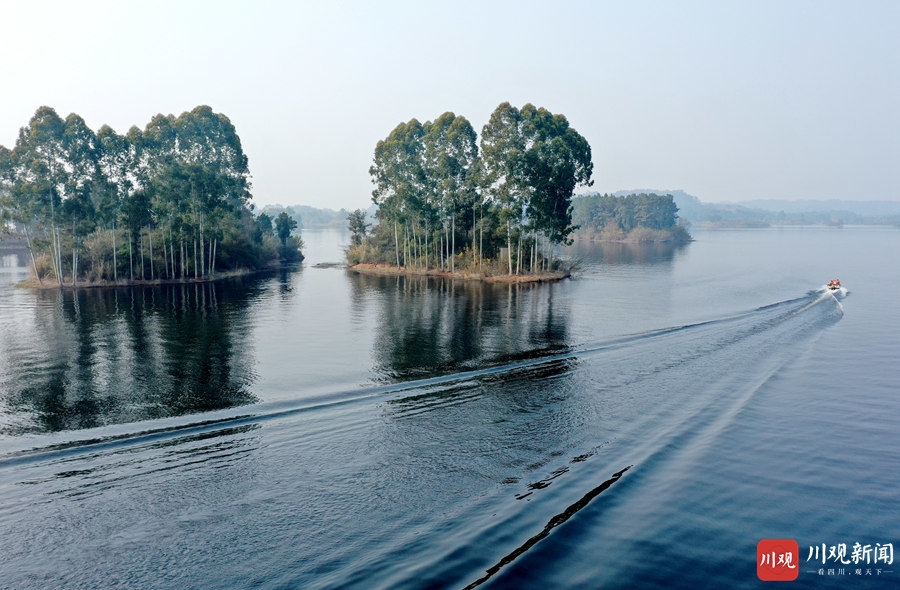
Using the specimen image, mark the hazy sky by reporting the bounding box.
[2,0,898,209]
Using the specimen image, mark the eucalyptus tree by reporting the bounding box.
[133,106,251,278]
[96,125,136,281]
[480,102,593,273]
[12,108,65,284]
[60,113,104,284]
[369,119,427,267]
[171,106,251,277]
[422,112,477,271]
[4,107,105,285]
[346,209,369,246]
[0,145,44,280]
[479,102,526,274]
[518,104,593,267]
[2,105,272,284]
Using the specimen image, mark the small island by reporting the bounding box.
[570,192,692,244]
[344,103,691,283]
[345,102,593,284]
[0,106,302,289]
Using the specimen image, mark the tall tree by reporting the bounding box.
[60,113,102,285]
[479,102,526,274]
[369,119,426,267]
[1,105,284,285]
[274,211,297,248]
[480,102,593,272]
[423,112,478,271]
[96,125,135,281]
[8,107,80,285]
[347,209,370,246]
[519,104,593,246]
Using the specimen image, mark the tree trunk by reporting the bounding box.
[516,234,521,275]
[49,226,62,287]
[413,224,419,268]
[148,226,154,280]
[57,230,63,287]
[394,221,400,267]
[451,212,455,273]
[112,224,117,282]
[479,202,483,271]
[129,230,134,282]
[49,198,63,288]
[72,233,77,287]
[200,212,205,277]
[531,232,536,273]
[22,226,42,286]
[507,219,512,275]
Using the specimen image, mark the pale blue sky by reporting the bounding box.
[1,0,897,209]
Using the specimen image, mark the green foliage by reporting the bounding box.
[252,212,274,244]
[1,105,297,284]
[571,193,690,242]
[361,103,593,274]
[274,212,297,247]
[346,242,379,265]
[347,208,370,246]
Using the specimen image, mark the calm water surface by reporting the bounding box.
[0,227,897,589]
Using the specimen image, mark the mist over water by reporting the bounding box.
[1,227,898,589]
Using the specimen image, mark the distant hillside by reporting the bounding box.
[604,190,900,227]
[267,196,899,231]
[737,199,900,220]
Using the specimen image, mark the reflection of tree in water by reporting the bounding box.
[350,273,571,381]
[5,279,260,435]
[567,239,688,266]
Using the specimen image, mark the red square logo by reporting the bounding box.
[757,539,800,581]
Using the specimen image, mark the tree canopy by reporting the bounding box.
[571,192,691,242]
[0,105,301,286]
[356,102,593,275]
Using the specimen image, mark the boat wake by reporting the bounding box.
[0,290,843,468]
[0,290,845,589]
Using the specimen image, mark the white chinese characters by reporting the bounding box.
[807,543,893,566]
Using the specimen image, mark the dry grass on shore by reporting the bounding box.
[15,269,253,290]
[347,263,569,284]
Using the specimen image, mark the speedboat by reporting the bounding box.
[827,279,841,291]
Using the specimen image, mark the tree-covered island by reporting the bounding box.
[347,103,690,283]
[0,105,302,288]
[571,192,692,243]
[347,102,593,282]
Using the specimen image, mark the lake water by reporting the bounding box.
[0,227,898,589]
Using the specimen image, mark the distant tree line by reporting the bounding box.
[0,105,301,287]
[260,204,354,229]
[352,102,594,275]
[571,192,691,242]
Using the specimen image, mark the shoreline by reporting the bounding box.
[572,231,693,244]
[15,269,259,290]
[346,263,570,284]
